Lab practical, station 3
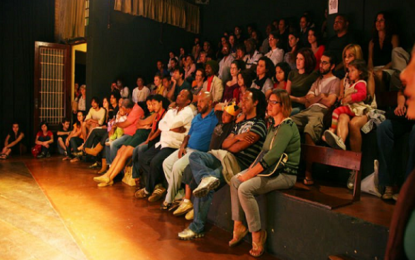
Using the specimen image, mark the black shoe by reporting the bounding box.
[46,152,51,158]
[37,153,45,159]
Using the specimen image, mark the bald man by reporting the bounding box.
[161,92,219,208]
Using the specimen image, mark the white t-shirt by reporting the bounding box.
[132,86,150,103]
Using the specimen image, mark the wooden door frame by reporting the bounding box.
[34,41,71,133]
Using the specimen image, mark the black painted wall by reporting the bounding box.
[0,0,55,147]
[200,0,415,52]
[86,0,198,102]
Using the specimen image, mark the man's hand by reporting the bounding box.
[178,147,187,159]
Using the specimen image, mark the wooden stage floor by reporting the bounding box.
[0,155,395,259]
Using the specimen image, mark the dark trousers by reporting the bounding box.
[38,136,51,154]
[377,118,415,186]
[138,145,176,193]
[85,128,107,149]
[66,137,83,158]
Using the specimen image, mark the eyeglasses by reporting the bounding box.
[268,100,281,105]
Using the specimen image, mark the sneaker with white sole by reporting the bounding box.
[324,130,346,150]
[193,176,220,198]
[178,228,204,240]
[148,186,167,202]
[173,200,193,216]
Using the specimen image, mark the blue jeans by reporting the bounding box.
[106,134,131,165]
[377,119,415,186]
[188,151,223,234]
[132,144,149,179]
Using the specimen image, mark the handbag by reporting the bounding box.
[31,145,41,157]
[122,159,136,186]
[254,118,291,177]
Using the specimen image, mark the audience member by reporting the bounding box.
[56,118,71,155]
[228,34,236,54]
[218,43,235,84]
[81,97,106,146]
[35,121,53,159]
[221,60,245,104]
[167,67,192,102]
[161,92,218,209]
[245,39,263,69]
[0,122,24,160]
[117,79,130,99]
[178,88,267,240]
[169,58,179,76]
[291,52,340,184]
[274,62,292,90]
[191,68,205,102]
[299,15,311,47]
[203,41,214,58]
[234,26,245,46]
[77,84,87,115]
[132,77,150,103]
[251,56,275,98]
[135,89,194,201]
[235,44,249,64]
[184,55,196,81]
[202,60,223,103]
[229,89,300,257]
[259,24,275,54]
[156,60,169,77]
[168,51,178,71]
[284,31,303,70]
[196,51,207,70]
[326,14,355,72]
[286,48,318,114]
[63,111,85,161]
[308,28,325,69]
[265,31,284,66]
[151,75,165,96]
[278,18,290,52]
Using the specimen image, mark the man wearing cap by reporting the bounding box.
[161,92,218,210]
[202,60,223,103]
[218,43,235,85]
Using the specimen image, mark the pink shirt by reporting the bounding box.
[123,104,144,136]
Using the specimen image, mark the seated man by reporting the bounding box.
[178,88,267,240]
[290,51,340,185]
[161,92,218,209]
[202,60,223,103]
[135,89,194,201]
[56,118,71,155]
[81,97,106,147]
[167,67,191,102]
[218,43,235,84]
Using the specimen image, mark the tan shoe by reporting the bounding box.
[173,200,193,216]
[93,176,109,183]
[185,209,194,220]
[148,186,166,202]
[98,180,113,187]
[135,188,149,199]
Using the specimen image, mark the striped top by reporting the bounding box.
[233,117,267,169]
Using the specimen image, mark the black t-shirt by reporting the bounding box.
[327,32,355,65]
[209,111,235,150]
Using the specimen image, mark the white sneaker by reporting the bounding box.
[324,130,346,150]
[193,176,220,198]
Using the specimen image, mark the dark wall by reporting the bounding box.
[86,0,197,102]
[0,0,55,146]
[201,0,415,52]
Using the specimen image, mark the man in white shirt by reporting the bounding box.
[135,89,194,202]
[218,43,235,84]
[132,77,150,103]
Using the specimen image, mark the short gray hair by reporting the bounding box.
[122,99,135,109]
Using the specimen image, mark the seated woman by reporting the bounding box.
[284,31,303,70]
[335,44,376,189]
[368,12,399,83]
[151,75,165,96]
[191,68,205,103]
[286,48,318,115]
[273,62,292,90]
[94,95,167,187]
[34,121,54,159]
[229,89,300,257]
[1,122,24,159]
[265,31,284,66]
[251,56,275,99]
[63,111,85,161]
[308,28,325,70]
[184,55,196,81]
[215,60,246,112]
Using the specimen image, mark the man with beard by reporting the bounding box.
[202,60,223,103]
[291,51,340,184]
[218,43,235,84]
[161,92,218,209]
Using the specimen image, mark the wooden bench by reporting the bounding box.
[283,144,362,209]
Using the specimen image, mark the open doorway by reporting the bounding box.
[72,43,87,122]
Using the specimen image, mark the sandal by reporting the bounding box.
[160,201,172,210]
[168,199,182,212]
[229,227,248,247]
[249,230,267,258]
[303,178,314,186]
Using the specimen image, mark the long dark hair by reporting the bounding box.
[297,48,316,74]
[258,56,275,79]
[372,12,396,42]
[245,88,267,120]
[152,94,170,111]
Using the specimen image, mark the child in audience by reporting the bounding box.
[324,59,370,150]
[273,62,291,90]
[1,123,24,159]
